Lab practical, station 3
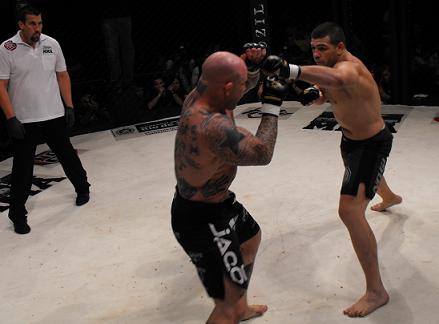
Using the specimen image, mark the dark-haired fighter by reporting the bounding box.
[261,22,402,317]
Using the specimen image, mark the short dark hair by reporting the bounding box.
[311,22,346,46]
[17,4,41,23]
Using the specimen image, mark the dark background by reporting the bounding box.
[0,0,437,160]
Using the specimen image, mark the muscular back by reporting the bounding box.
[174,91,237,202]
[174,88,278,203]
[320,54,384,139]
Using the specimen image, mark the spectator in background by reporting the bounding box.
[0,5,90,234]
[101,2,135,90]
[145,77,186,119]
[146,77,167,111]
[167,77,187,109]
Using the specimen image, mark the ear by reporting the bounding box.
[336,42,345,55]
[224,81,233,95]
[18,21,24,29]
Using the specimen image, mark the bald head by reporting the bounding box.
[201,51,247,84]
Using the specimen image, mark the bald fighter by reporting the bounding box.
[261,22,402,317]
[171,51,287,323]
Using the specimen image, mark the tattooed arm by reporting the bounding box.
[203,113,278,166]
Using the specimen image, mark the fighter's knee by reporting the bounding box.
[338,202,357,222]
[338,197,367,225]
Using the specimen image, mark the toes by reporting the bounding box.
[252,304,268,314]
[343,307,354,316]
[344,306,363,317]
[371,203,385,211]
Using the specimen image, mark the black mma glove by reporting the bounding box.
[64,106,75,128]
[260,75,288,117]
[242,41,267,74]
[261,55,301,80]
[297,86,321,106]
[6,116,25,139]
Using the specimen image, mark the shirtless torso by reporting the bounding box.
[174,51,278,204]
[174,91,238,203]
[318,53,385,139]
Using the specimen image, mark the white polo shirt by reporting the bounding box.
[0,31,67,123]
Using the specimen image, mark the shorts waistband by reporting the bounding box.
[342,126,391,143]
[174,186,235,209]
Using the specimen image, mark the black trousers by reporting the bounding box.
[9,117,90,220]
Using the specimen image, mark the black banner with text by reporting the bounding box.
[249,0,270,47]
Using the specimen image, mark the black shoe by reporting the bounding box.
[76,192,90,206]
[9,216,31,234]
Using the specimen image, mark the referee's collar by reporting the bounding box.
[12,31,48,46]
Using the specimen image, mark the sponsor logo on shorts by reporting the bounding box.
[371,157,386,194]
[209,223,248,285]
[343,166,352,186]
[188,251,203,262]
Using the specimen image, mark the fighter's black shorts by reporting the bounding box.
[340,126,393,200]
[171,188,260,299]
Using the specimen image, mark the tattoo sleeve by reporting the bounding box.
[204,113,278,166]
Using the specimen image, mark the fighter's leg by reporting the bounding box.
[207,230,267,323]
[239,230,267,321]
[338,184,389,317]
[370,175,402,211]
[236,202,268,320]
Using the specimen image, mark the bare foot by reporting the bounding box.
[371,195,402,212]
[241,304,268,321]
[343,291,389,317]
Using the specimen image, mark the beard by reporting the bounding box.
[30,33,40,43]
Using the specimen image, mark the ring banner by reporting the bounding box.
[111,116,180,140]
[303,105,412,132]
[249,0,270,47]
